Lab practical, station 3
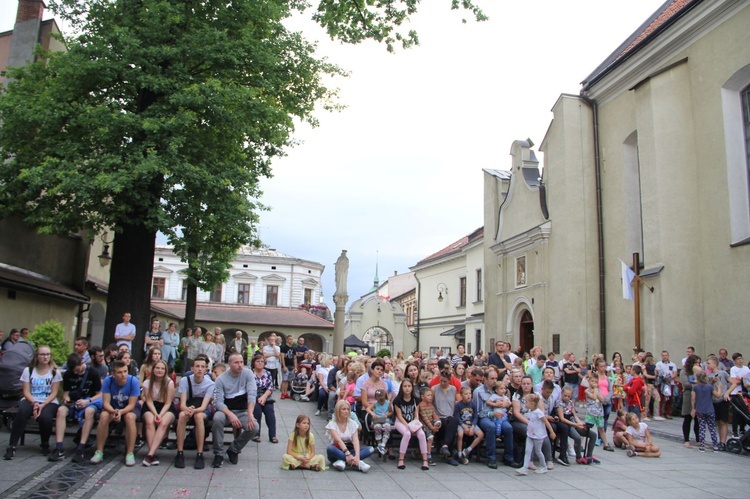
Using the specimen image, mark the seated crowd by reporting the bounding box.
[1,328,749,476]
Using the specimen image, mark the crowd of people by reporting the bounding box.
[1,319,749,478]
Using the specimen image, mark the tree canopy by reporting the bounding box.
[0,0,484,349]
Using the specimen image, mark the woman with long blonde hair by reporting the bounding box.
[141,359,175,466]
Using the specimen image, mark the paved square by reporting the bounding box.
[1,398,748,498]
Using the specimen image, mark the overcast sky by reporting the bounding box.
[1,1,665,309]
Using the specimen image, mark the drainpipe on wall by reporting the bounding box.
[580,95,607,357]
[413,274,421,352]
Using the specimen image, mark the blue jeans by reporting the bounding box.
[478,416,514,463]
[326,443,374,463]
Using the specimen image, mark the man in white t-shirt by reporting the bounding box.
[175,355,215,470]
[725,352,750,436]
[655,350,677,419]
[114,312,136,351]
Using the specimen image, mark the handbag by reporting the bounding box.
[407,419,422,432]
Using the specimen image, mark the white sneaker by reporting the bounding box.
[315,410,321,416]
[332,460,346,471]
[358,461,371,473]
[301,395,310,402]
[642,417,651,421]
[535,466,548,474]
[515,467,528,476]
[653,416,666,421]
[567,447,576,458]
[90,451,104,464]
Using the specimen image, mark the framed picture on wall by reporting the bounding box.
[515,255,527,288]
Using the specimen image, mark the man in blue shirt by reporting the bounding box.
[90,361,140,466]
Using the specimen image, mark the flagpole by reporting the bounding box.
[633,252,642,354]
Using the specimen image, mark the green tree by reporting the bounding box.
[29,321,69,367]
[0,0,484,355]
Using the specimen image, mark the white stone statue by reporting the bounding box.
[334,250,349,298]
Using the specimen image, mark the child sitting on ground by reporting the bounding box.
[282,414,325,471]
[624,412,660,457]
[612,408,629,449]
[516,393,555,476]
[454,386,484,464]
[369,389,393,455]
[418,387,441,466]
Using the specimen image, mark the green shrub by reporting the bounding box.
[375,348,391,358]
[29,320,69,366]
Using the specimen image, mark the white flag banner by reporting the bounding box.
[620,260,635,301]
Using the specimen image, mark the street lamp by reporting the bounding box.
[437,283,448,302]
[97,232,114,267]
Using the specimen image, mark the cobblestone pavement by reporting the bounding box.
[1,399,748,498]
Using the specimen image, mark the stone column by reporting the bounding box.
[332,294,348,355]
[332,250,349,355]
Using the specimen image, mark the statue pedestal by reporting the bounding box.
[332,294,347,354]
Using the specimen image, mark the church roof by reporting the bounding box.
[581,0,699,92]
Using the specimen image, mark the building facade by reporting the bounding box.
[151,246,332,350]
[410,228,486,357]
[485,0,750,359]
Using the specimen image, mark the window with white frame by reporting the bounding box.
[721,66,750,245]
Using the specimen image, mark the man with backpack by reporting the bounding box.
[174,354,214,469]
[49,353,102,462]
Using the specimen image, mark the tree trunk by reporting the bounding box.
[102,221,157,362]
[184,281,197,331]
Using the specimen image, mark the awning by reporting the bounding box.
[343,334,369,348]
[440,325,466,337]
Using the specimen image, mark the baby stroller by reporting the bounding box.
[0,342,35,428]
[726,394,750,454]
[290,366,312,401]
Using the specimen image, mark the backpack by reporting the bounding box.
[0,342,35,399]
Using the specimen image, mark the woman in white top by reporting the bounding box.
[314,354,333,416]
[200,331,219,367]
[262,334,281,388]
[4,345,62,460]
[325,400,374,472]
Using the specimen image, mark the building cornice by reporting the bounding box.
[491,222,551,257]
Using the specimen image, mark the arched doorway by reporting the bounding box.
[299,333,323,353]
[519,310,534,354]
[362,327,393,356]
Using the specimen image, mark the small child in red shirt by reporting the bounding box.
[624,365,646,420]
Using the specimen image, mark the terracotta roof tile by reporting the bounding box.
[416,227,483,265]
[151,301,334,330]
[618,0,692,59]
[581,0,700,91]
